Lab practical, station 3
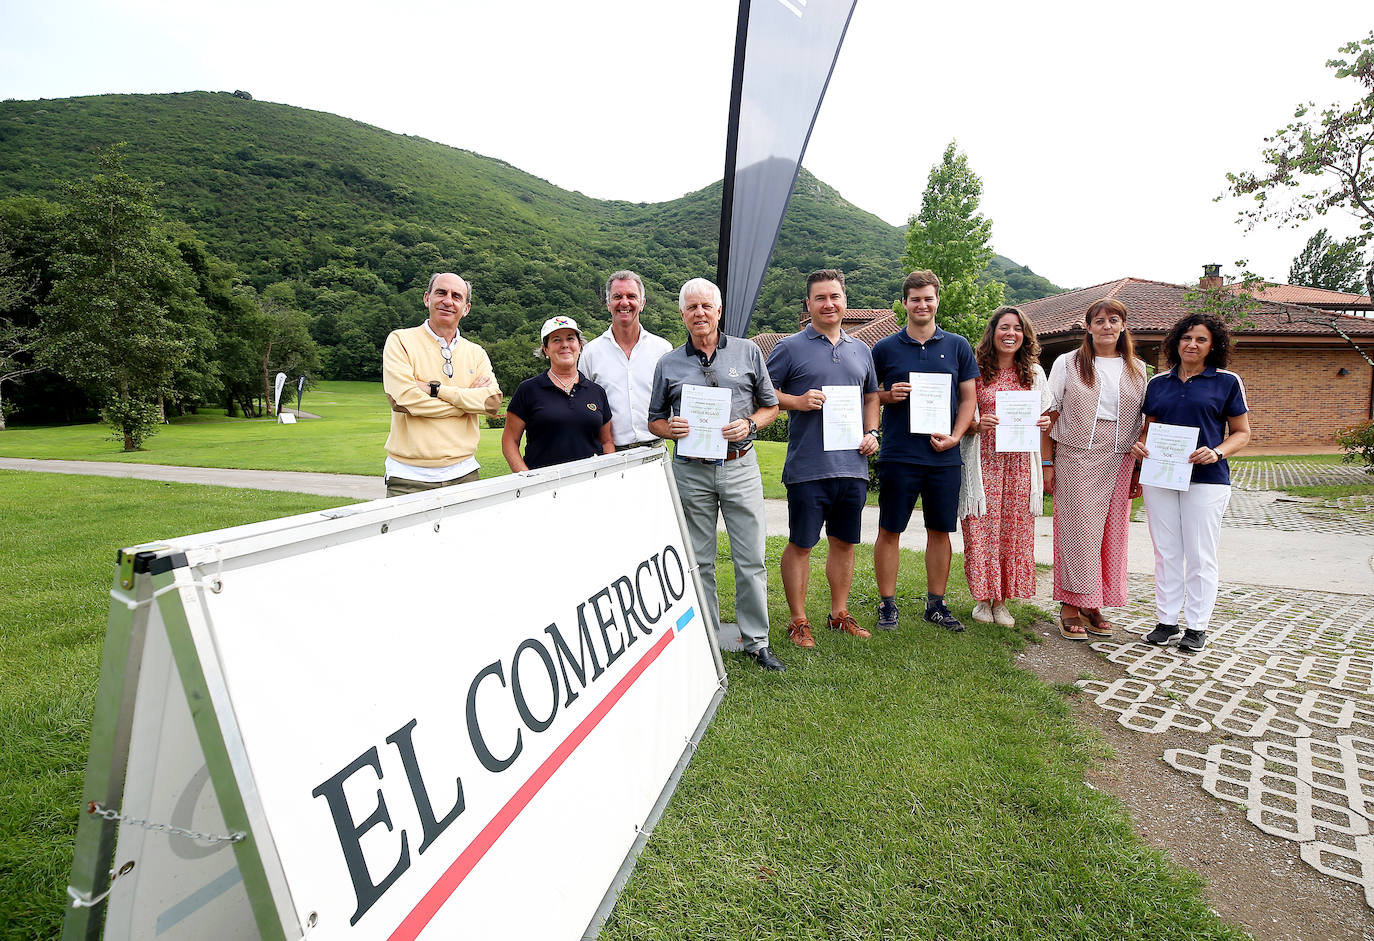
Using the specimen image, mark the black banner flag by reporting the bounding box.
[718,0,859,337]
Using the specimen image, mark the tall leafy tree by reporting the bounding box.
[41,145,216,449]
[1226,31,1374,299]
[0,238,45,430]
[1288,227,1367,293]
[901,141,1005,342]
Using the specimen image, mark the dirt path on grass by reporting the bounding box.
[1016,463,1374,940]
[1018,619,1374,941]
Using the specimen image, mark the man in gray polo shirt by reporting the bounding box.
[648,278,783,671]
[767,269,880,649]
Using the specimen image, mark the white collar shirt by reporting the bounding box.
[579,324,673,446]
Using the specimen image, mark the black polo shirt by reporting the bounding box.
[507,373,612,470]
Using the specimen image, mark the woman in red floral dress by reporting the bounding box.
[959,307,1051,626]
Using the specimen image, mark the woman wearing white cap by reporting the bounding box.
[502,316,614,471]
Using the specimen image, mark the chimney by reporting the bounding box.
[1199,263,1223,291]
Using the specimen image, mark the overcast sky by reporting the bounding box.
[2,0,1370,292]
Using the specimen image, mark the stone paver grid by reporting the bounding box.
[1223,489,1374,535]
[1230,460,1371,491]
[1074,573,1374,907]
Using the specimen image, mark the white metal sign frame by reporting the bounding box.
[63,448,727,941]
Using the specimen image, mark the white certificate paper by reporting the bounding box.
[822,385,862,451]
[908,372,952,436]
[993,390,1041,453]
[1140,422,1200,491]
[677,383,732,460]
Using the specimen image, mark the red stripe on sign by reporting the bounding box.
[387,626,676,941]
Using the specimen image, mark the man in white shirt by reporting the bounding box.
[579,269,673,449]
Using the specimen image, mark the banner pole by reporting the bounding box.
[715,0,751,332]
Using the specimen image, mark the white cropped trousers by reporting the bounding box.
[1142,483,1232,631]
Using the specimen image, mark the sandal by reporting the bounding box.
[1082,609,1114,638]
[1059,616,1089,641]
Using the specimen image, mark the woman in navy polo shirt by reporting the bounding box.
[1134,312,1251,653]
[502,316,614,471]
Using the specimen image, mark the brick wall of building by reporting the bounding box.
[1224,346,1373,449]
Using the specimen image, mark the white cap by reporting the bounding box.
[540,316,582,344]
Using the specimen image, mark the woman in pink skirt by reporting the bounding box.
[1043,298,1146,641]
[959,307,1052,626]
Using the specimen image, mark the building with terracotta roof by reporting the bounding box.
[751,308,901,359]
[1238,283,1371,314]
[1020,273,1374,449]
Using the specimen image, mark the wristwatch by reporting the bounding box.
[746,417,757,436]
[428,381,440,398]
[865,429,880,439]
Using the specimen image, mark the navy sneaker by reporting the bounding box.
[876,600,900,631]
[1144,623,1182,646]
[1177,629,1207,653]
[924,602,965,633]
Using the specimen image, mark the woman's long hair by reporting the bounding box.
[975,306,1040,389]
[1076,298,1142,385]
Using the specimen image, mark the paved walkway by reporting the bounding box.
[0,457,384,499]
[1078,575,1374,909]
[1058,460,1374,909]
[4,456,1373,594]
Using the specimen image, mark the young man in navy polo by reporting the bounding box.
[870,270,979,632]
[767,269,881,650]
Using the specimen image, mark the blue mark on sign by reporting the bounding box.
[675,607,695,633]
[156,866,243,935]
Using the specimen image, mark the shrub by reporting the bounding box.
[756,412,788,442]
[100,395,162,451]
[486,413,506,429]
[1336,420,1374,472]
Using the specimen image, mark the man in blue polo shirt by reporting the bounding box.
[767,269,880,649]
[871,270,978,632]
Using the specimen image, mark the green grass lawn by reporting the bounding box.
[1231,453,1347,465]
[0,381,796,500]
[1230,453,1374,499]
[0,473,352,940]
[1281,481,1374,499]
[0,472,1241,940]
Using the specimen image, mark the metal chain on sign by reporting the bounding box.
[87,802,246,845]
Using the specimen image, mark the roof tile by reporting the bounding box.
[1020,277,1374,338]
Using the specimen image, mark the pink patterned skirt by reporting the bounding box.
[1052,423,1134,609]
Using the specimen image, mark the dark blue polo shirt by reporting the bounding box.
[767,325,878,484]
[871,326,979,467]
[1142,367,1248,486]
[507,373,612,470]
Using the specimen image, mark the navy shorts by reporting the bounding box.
[785,477,868,548]
[876,462,961,534]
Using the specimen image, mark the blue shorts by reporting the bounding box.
[785,477,868,548]
[876,462,961,534]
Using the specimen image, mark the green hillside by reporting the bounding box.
[0,92,1060,405]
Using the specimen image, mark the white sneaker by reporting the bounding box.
[992,603,1015,626]
[972,601,995,623]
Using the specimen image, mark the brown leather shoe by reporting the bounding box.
[826,609,872,639]
[787,616,817,648]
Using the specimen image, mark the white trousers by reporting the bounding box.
[1142,483,1231,631]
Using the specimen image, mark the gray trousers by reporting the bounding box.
[672,450,771,653]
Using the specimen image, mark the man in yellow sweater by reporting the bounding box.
[382,272,503,498]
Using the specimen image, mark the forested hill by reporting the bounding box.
[0,92,1060,391]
